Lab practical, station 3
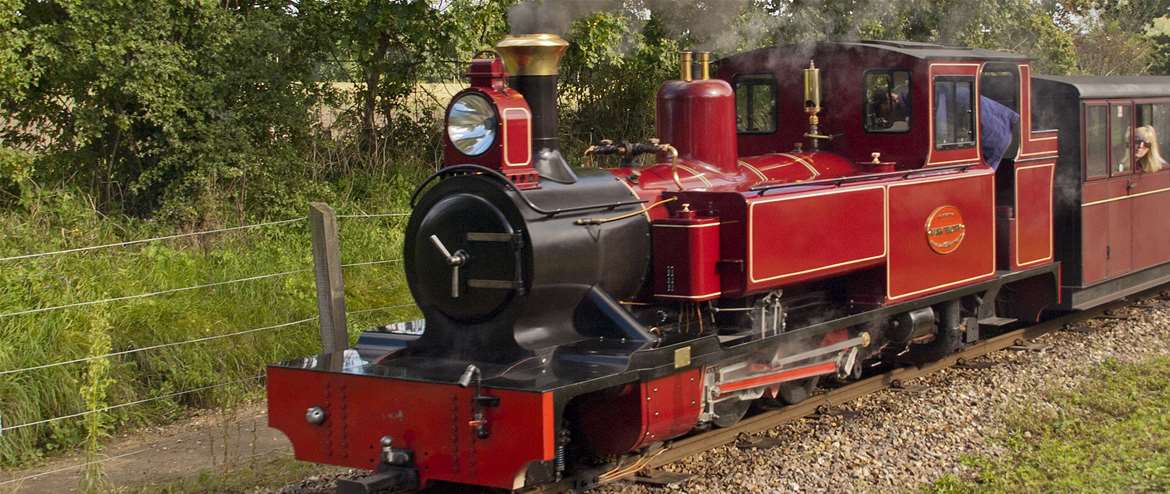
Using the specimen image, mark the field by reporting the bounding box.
[0,171,423,468]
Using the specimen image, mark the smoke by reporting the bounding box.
[507,0,769,54]
[507,0,626,36]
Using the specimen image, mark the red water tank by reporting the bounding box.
[657,79,737,174]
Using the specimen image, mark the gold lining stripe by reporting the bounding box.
[614,174,652,222]
[774,153,821,179]
[1081,186,1170,207]
[655,291,722,300]
[675,164,713,187]
[739,161,767,181]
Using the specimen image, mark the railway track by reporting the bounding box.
[526,294,1144,493]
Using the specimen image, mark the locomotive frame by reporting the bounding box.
[265,36,1170,493]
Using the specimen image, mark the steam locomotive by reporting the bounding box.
[267,34,1170,492]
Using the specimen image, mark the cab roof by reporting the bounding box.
[836,40,1028,61]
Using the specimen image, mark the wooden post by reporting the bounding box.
[309,203,348,353]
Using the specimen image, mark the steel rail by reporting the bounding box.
[522,292,1152,493]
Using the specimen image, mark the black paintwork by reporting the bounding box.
[1034,75,1170,100]
[273,264,1060,398]
[402,171,651,364]
[509,73,576,183]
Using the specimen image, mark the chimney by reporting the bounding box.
[495,34,575,183]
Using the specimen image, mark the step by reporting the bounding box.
[978,316,1018,327]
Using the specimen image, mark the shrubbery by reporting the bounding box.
[0,0,1168,467]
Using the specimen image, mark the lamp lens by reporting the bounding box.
[447,94,498,156]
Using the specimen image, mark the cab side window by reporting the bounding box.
[864,70,911,132]
[934,76,976,149]
[734,74,777,133]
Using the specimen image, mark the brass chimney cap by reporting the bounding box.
[495,33,570,76]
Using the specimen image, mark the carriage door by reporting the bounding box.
[1104,101,1134,278]
[1131,103,1170,270]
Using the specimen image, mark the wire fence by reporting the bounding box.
[0,209,420,491]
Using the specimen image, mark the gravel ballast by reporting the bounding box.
[265,296,1170,494]
[598,298,1170,494]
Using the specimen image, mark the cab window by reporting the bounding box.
[864,70,911,132]
[734,74,776,133]
[934,76,976,150]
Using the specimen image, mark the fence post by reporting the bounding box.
[309,203,348,353]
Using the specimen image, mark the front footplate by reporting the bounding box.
[336,466,418,494]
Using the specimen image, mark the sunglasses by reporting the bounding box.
[1137,139,1150,146]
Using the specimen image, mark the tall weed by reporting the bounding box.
[0,168,424,467]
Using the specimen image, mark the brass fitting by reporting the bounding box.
[697,52,711,80]
[679,51,693,82]
[495,34,570,76]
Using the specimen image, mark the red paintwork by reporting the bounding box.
[266,367,555,490]
[626,151,860,195]
[744,185,886,291]
[887,170,996,301]
[925,63,982,167]
[1013,162,1055,269]
[652,214,722,301]
[1132,169,1170,270]
[717,45,928,168]
[442,58,540,188]
[571,369,703,456]
[658,79,738,174]
[716,360,837,394]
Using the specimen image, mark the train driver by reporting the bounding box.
[979,96,1020,170]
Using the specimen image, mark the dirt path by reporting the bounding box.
[0,405,292,493]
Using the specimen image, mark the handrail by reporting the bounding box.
[749,162,983,195]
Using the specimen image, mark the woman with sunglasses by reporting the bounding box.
[1135,125,1166,172]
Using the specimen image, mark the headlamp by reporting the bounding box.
[447,93,498,156]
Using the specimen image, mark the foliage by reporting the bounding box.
[0,177,419,466]
[1,0,1170,471]
[558,12,679,152]
[928,357,1170,493]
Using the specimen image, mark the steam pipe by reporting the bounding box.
[698,52,710,80]
[679,51,693,82]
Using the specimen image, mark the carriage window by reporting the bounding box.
[1111,103,1131,175]
[1137,103,1170,162]
[864,70,911,132]
[735,74,777,133]
[1085,105,1108,179]
[934,77,976,149]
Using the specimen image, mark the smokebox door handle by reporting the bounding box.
[429,235,467,298]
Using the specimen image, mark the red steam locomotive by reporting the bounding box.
[266,34,1170,492]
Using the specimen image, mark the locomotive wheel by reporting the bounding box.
[778,377,819,405]
[712,398,751,428]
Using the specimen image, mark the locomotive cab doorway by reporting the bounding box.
[980,62,1021,164]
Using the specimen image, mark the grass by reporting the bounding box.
[0,172,425,467]
[118,455,341,494]
[928,356,1170,493]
